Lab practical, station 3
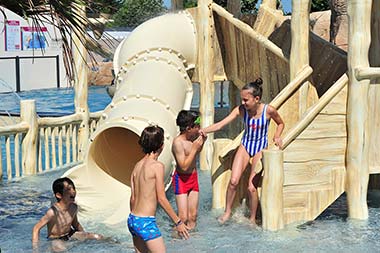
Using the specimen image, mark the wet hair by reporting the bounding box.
[242,78,263,98]
[138,125,164,154]
[176,110,200,133]
[52,177,75,201]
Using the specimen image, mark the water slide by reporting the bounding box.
[64,11,197,225]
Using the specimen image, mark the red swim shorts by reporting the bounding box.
[172,170,199,195]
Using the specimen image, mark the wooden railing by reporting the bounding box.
[261,72,348,230]
[0,100,102,180]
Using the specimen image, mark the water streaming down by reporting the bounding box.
[1,87,380,252]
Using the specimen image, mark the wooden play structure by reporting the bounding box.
[195,0,380,231]
[1,0,379,232]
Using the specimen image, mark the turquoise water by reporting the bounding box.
[1,167,380,252]
[1,86,380,252]
[0,86,112,116]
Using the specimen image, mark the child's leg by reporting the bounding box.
[133,236,149,253]
[219,145,250,223]
[247,152,262,224]
[145,236,166,253]
[175,194,189,225]
[187,190,199,230]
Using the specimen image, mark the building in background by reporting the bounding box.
[0,7,68,92]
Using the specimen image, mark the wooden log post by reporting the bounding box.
[253,0,281,37]
[198,0,215,171]
[261,149,284,231]
[73,4,90,161]
[21,100,38,175]
[211,138,234,209]
[346,0,372,219]
[290,0,315,118]
[368,0,380,187]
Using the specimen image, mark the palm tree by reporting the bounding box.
[0,0,117,81]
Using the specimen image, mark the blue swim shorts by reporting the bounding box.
[127,213,162,241]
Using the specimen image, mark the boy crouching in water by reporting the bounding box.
[171,110,206,230]
[128,125,189,253]
[32,177,103,250]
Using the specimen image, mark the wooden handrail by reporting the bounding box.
[0,122,29,135]
[271,65,313,109]
[282,73,348,149]
[211,3,288,63]
[38,113,83,127]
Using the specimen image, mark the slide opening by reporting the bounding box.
[89,127,144,187]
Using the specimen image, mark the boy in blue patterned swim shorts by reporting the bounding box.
[128,125,189,252]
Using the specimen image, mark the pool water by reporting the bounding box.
[1,166,380,252]
[0,86,112,116]
[1,86,380,252]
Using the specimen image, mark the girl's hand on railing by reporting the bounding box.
[273,137,283,150]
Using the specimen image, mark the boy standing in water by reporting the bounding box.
[32,177,103,249]
[128,125,189,253]
[172,110,206,230]
[200,78,284,225]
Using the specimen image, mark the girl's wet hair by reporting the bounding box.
[176,110,200,133]
[52,177,75,201]
[138,125,164,154]
[242,78,263,98]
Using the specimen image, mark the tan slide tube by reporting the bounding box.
[64,11,197,225]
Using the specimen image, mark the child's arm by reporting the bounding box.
[32,209,54,244]
[268,105,285,148]
[172,136,204,172]
[130,169,135,210]
[154,162,190,239]
[200,106,240,134]
[71,209,84,232]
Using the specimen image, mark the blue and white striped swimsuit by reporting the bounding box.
[241,105,270,157]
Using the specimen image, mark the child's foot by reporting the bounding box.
[249,218,258,226]
[218,213,231,224]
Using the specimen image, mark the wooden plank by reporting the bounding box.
[38,129,43,173]
[6,136,11,179]
[283,163,343,186]
[320,86,347,115]
[51,127,57,169]
[283,191,308,209]
[44,127,50,170]
[297,114,346,139]
[58,126,63,167]
[72,125,77,162]
[14,134,20,177]
[284,137,346,162]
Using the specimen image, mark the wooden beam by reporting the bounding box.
[198,0,215,171]
[261,149,284,231]
[346,0,372,220]
[290,0,312,117]
[355,67,380,81]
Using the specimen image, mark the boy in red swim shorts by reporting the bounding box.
[172,110,206,230]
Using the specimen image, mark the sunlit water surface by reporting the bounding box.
[1,168,380,252]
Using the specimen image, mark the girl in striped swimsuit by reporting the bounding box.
[200,78,284,225]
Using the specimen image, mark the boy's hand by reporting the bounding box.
[175,223,190,240]
[194,135,206,151]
